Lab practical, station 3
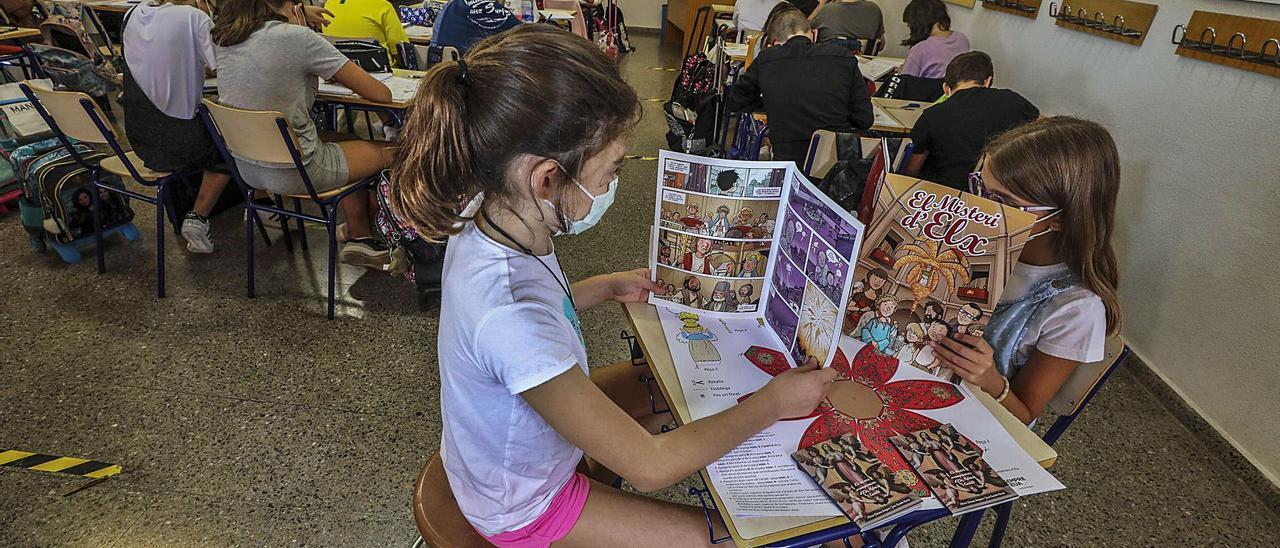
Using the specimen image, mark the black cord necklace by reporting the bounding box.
[480,209,576,310]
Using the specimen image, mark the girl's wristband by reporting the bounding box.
[993,376,1011,403]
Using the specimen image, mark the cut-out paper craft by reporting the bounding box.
[675,312,721,363]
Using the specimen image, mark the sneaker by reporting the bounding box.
[245,197,287,232]
[336,222,349,243]
[339,237,390,269]
[181,212,214,254]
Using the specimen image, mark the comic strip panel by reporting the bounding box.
[655,229,772,278]
[654,266,765,314]
[657,189,780,240]
[660,156,786,199]
[778,207,813,269]
[791,280,840,368]
[804,235,851,304]
[765,294,800,353]
[770,254,806,313]
[788,181,862,260]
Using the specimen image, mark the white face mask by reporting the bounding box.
[542,171,619,236]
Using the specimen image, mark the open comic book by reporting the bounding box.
[646,155,1064,521]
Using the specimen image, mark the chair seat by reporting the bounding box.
[100,152,172,181]
[414,452,491,548]
[285,180,363,201]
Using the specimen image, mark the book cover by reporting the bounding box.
[793,433,922,530]
[890,424,1017,515]
[843,174,1038,379]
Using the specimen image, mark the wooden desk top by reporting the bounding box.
[621,301,1055,547]
[86,0,134,14]
[315,69,424,109]
[871,97,931,134]
[405,25,432,46]
[0,27,41,41]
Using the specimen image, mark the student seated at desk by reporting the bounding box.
[390,26,837,547]
[810,0,884,52]
[733,0,784,33]
[212,0,393,267]
[905,51,1039,190]
[322,0,409,64]
[725,5,873,163]
[432,0,520,54]
[931,117,1121,426]
[900,0,968,79]
[120,0,230,254]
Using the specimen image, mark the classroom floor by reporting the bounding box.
[2,31,1277,548]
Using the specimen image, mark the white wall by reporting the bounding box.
[873,0,1280,484]
[618,0,665,28]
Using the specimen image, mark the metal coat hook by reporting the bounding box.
[1048,2,1058,17]
[1198,26,1218,52]
[1171,24,1187,46]
[1076,7,1088,22]
[1262,38,1280,66]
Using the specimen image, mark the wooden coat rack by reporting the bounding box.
[1172,11,1280,78]
[981,0,1042,19]
[1048,0,1157,46]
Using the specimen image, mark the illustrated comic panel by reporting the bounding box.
[655,228,771,279]
[790,279,841,368]
[661,156,787,199]
[787,181,863,260]
[843,175,1039,373]
[764,293,800,353]
[657,189,780,240]
[654,266,766,314]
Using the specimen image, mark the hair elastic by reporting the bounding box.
[456,60,470,86]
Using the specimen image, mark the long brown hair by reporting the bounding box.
[901,0,951,47]
[389,25,639,240]
[984,116,1123,334]
[211,0,291,47]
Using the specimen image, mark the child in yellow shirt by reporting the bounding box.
[323,0,409,64]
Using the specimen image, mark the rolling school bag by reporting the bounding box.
[19,142,132,245]
[373,173,446,311]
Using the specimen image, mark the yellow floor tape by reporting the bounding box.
[0,450,122,479]
[624,155,659,161]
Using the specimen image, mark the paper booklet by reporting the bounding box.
[844,174,1038,380]
[793,434,922,530]
[646,155,1064,522]
[650,151,865,370]
[890,424,1017,515]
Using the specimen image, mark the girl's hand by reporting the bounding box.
[609,268,661,303]
[759,363,838,419]
[302,5,334,29]
[931,334,1005,396]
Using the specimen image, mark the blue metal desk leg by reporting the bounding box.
[948,510,985,548]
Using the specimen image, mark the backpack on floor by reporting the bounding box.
[663,95,719,156]
[30,44,119,99]
[374,172,447,310]
[587,0,631,58]
[20,142,132,244]
[728,113,767,160]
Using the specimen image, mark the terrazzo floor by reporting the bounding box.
[2,31,1277,548]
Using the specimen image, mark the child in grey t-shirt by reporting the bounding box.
[812,0,885,47]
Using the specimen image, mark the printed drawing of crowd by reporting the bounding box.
[659,202,776,240]
[655,229,770,278]
[843,268,987,379]
[653,269,760,313]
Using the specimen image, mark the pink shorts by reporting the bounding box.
[481,473,591,548]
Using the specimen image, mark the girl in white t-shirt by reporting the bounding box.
[388,26,838,547]
[931,116,1123,425]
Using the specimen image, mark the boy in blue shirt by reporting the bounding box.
[433,0,521,53]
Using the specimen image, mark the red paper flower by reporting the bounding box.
[741,344,966,495]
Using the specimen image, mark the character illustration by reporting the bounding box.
[893,240,971,312]
[704,281,737,312]
[738,251,765,277]
[675,312,721,363]
[679,204,705,232]
[681,237,715,274]
[954,303,984,335]
[855,294,901,355]
[736,283,758,308]
[715,169,740,195]
[675,276,706,308]
[707,205,731,237]
[896,323,928,370]
[843,268,888,334]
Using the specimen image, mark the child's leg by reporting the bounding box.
[192,170,231,218]
[555,477,726,548]
[587,362,672,485]
[335,140,394,240]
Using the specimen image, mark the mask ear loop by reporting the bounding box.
[1026,209,1062,240]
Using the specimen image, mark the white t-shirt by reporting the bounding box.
[734,0,785,32]
[437,222,588,536]
[122,2,215,120]
[999,262,1107,368]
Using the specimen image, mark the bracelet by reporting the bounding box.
[994,376,1011,403]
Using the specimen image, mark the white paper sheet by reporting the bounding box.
[873,104,902,128]
[857,56,901,80]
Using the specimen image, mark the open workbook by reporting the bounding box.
[645,152,1063,526]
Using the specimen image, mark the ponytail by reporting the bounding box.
[389,25,640,241]
[212,0,290,47]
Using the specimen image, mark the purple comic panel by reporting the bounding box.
[789,182,861,260]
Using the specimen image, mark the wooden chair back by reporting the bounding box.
[1050,335,1128,417]
[803,129,838,179]
[744,33,760,69]
[413,451,492,548]
[200,98,299,166]
[24,82,111,144]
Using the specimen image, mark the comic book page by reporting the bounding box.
[763,174,865,369]
[890,424,1017,515]
[793,434,922,530]
[650,151,792,316]
[843,174,1038,378]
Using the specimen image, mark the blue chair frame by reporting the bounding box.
[20,82,195,297]
[198,100,379,319]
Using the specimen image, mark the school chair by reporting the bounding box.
[542,0,588,38]
[870,335,1132,548]
[984,335,1131,548]
[20,82,196,298]
[198,98,379,319]
[744,33,760,69]
[412,451,491,548]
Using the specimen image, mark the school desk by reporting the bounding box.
[405,25,432,46]
[85,0,135,15]
[539,8,577,22]
[0,27,46,79]
[620,301,1056,548]
[315,68,424,110]
[870,97,932,134]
